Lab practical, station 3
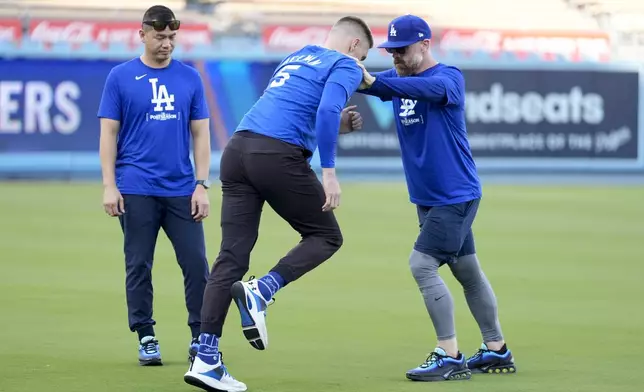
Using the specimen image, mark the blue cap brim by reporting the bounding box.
[377,40,419,49]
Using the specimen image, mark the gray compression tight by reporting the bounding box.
[409,250,504,342]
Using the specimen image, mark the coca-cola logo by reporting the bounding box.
[28,20,211,46]
[265,26,330,48]
[264,25,390,54]
[30,21,96,43]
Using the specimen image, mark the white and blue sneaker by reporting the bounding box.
[406,347,471,382]
[230,276,274,350]
[184,351,247,392]
[138,336,162,366]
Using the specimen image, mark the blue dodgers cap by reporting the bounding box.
[377,14,432,49]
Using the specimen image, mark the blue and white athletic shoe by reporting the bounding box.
[188,338,199,363]
[406,348,471,382]
[184,351,247,392]
[138,336,162,366]
[230,276,274,350]
[466,343,517,374]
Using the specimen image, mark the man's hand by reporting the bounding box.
[356,62,376,90]
[321,168,341,212]
[103,184,124,217]
[191,185,210,222]
[340,105,363,134]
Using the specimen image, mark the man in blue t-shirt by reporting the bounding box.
[357,14,516,382]
[97,5,211,367]
[184,16,370,392]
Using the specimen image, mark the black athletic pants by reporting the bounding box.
[200,131,343,336]
[119,195,209,339]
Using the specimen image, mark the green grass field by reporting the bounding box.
[1,181,643,392]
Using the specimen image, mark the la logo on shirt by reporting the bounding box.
[147,78,178,121]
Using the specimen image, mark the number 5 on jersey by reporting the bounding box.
[270,65,302,88]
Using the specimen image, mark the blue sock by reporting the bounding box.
[197,333,220,365]
[257,271,285,302]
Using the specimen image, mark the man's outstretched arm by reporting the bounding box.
[358,64,464,105]
[356,69,396,101]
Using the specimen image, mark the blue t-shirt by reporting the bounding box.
[236,45,363,168]
[97,58,209,197]
[363,63,481,206]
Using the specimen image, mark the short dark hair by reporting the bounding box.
[142,5,176,23]
[336,16,373,48]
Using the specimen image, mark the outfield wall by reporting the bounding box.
[0,46,642,179]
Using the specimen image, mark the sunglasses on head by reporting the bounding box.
[143,20,181,32]
[386,46,408,55]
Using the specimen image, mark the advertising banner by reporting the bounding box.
[0,59,640,168]
[262,25,389,56]
[0,59,117,152]
[27,19,211,48]
[262,25,612,62]
[463,69,638,160]
[338,67,640,163]
[434,29,612,62]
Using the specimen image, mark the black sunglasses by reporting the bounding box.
[386,46,408,55]
[143,20,181,32]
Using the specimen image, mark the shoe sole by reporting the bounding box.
[406,368,471,382]
[231,281,267,351]
[139,357,163,366]
[184,373,246,392]
[184,374,228,392]
[471,363,517,374]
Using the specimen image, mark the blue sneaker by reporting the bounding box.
[406,348,471,382]
[188,338,199,363]
[184,351,247,392]
[138,336,162,366]
[230,276,274,351]
[467,343,517,374]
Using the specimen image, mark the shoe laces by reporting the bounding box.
[421,351,446,368]
[248,275,276,307]
[141,339,158,354]
[468,348,488,362]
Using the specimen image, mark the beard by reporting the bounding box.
[394,52,423,76]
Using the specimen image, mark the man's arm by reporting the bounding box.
[316,83,348,170]
[315,58,363,211]
[97,69,125,216]
[97,69,122,188]
[99,118,120,187]
[357,69,396,101]
[364,68,464,105]
[190,119,211,181]
[315,59,363,170]
[190,74,211,182]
